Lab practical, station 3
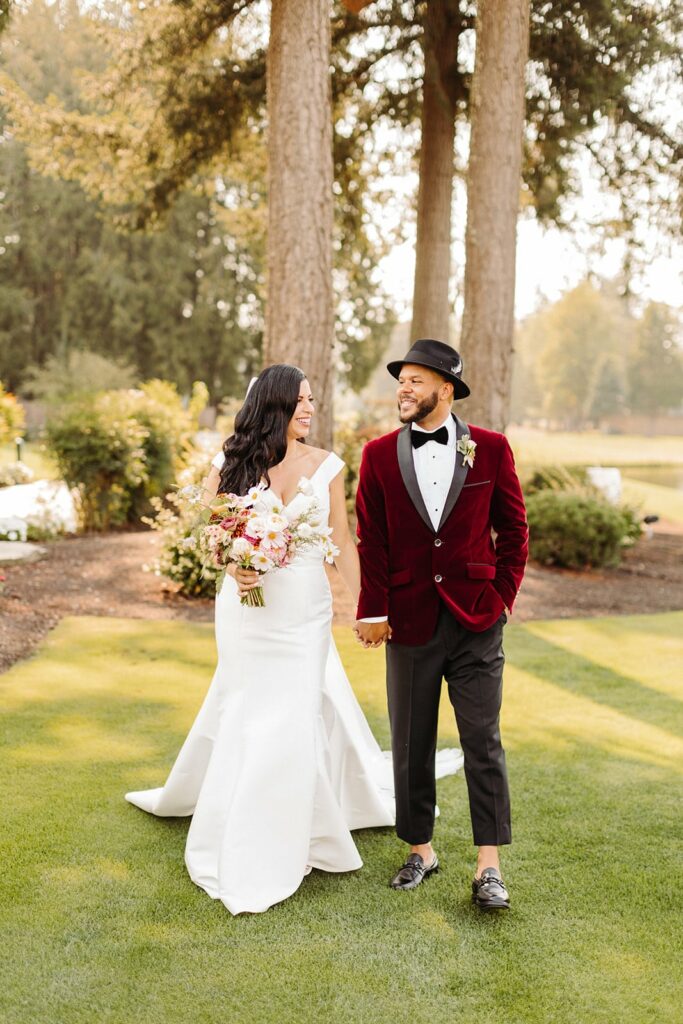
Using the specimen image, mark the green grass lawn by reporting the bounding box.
[508,426,683,468]
[620,477,683,525]
[1,614,682,1024]
[0,440,58,479]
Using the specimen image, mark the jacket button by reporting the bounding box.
[434,574,443,583]
[434,538,442,547]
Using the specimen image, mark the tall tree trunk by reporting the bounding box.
[266,0,334,447]
[460,0,530,431]
[410,0,461,343]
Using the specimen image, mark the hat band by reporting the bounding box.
[407,353,462,377]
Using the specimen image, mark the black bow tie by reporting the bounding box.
[411,425,449,449]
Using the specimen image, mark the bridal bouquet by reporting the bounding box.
[195,479,338,607]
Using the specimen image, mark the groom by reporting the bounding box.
[354,339,528,910]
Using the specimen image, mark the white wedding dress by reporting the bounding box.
[126,452,463,915]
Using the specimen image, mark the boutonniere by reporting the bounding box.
[456,434,477,468]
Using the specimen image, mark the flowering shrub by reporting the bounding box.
[142,448,219,596]
[0,461,34,488]
[144,490,220,599]
[47,380,209,531]
[0,381,25,445]
[0,518,26,542]
[24,491,69,541]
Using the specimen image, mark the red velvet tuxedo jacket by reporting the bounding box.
[356,414,528,645]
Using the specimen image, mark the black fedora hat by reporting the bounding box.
[387,338,470,399]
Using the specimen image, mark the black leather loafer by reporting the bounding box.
[472,867,510,909]
[390,853,439,890]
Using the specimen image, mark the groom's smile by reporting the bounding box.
[397,367,441,425]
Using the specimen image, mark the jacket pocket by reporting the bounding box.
[462,479,491,489]
[389,568,412,587]
[466,563,496,580]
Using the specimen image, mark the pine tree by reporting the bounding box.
[460,0,530,430]
[3,0,677,429]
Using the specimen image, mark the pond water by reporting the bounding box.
[621,465,683,492]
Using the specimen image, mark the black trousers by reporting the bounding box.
[386,603,511,847]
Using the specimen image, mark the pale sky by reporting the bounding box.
[379,220,682,323]
[367,45,682,323]
[376,157,682,323]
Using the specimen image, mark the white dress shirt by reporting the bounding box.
[361,413,456,623]
[411,413,457,530]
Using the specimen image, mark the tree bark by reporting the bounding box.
[460,0,530,431]
[266,0,334,447]
[410,0,462,343]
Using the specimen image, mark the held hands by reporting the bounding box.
[353,620,392,649]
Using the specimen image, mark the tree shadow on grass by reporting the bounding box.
[3,621,683,1024]
[505,627,683,740]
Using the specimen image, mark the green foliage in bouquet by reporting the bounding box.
[0,380,25,445]
[143,451,219,598]
[526,489,641,570]
[47,381,209,530]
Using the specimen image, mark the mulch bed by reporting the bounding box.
[2,523,682,675]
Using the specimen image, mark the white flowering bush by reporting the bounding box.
[143,450,219,597]
[25,492,69,541]
[0,461,34,488]
[0,517,27,542]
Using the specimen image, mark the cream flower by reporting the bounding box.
[456,434,477,469]
[231,537,253,560]
[252,552,274,571]
[297,477,315,497]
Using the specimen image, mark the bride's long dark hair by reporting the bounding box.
[218,364,307,496]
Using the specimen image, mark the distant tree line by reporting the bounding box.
[510,282,683,428]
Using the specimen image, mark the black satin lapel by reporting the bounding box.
[437,414,470,531]
[396,425,434,533]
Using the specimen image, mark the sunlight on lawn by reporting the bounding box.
[522,614,683,702]
[9,716,160,765]
[4,613,681,774]
[2,612,682,1024]
[508,427,683,467]
[502,666,683,773]
[620,477,683,524]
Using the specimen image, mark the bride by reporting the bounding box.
[126,364,461,915]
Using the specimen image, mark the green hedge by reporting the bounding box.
[526,489,641,569]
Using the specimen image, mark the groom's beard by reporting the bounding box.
[398,390,439,424]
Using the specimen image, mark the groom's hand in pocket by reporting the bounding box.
[354,620,392,648]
